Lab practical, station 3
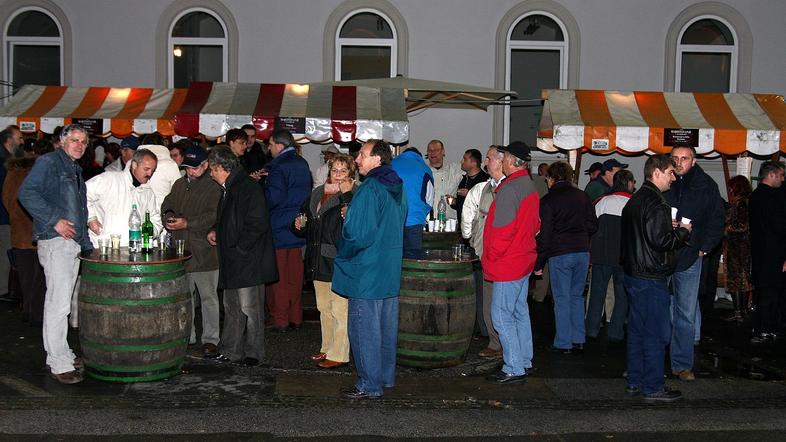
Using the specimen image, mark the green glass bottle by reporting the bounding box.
[141,211,155,253]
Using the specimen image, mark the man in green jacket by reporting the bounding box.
[333,139,407,400]
[161,146,222,358]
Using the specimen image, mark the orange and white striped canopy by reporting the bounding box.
[0,85,187,137]
[537,89,786,155]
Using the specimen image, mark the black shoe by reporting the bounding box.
[208,353,231,363]
[571,343,584,353]
[485,370,527,385]
[625,385,641,396]
[241,357,259,367]
[270,326,289,334]
[642,387,682,403]
[288,323,302,331]
[341,387,380,400]
[549,346,572,355]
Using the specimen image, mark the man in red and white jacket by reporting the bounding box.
[481,141,540,385]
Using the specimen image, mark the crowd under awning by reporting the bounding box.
[537,89,786,156]
[173,81,409,144]
[0,85,187,137]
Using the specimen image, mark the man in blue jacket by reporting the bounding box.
[264,129,312,332]
[391,147,433,258]
[664,146,724,382]
[18,124,92,384]
[333,139,407,399]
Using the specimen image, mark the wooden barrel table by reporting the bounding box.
[421,231,461,250]
[78,248,191,382]
[398,249,477,368]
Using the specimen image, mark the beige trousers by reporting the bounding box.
[313,280,350,362]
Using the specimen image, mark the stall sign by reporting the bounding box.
[19,121,36,132]
[275,117,305,134]
[74,118,104,136]
[591,139,609,151]
[665,128,698,147]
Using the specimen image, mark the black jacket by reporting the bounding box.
[621,181,691,280]
[590,192,631,266]
[749,183,786,288]
[536,180,598,270]
[215,169,278,289]
[292,184,354,282]
[664,164,725,271]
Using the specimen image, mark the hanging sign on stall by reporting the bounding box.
[74,118,104,137]
[275,117,306,134]
[665,128,699,147]
[19,121,36,133]
[591,139,609,151]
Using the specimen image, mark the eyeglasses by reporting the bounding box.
[330,168,349,174]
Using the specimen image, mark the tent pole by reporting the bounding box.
[721,154,731,200]
[572,150,582,185]
[772,152,781,162]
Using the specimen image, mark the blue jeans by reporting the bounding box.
[586,263,627,341]
[549,252,589,349]
[491,274,533,376]
[348,297,399,396]
[624,274,671,395]
[669,257,702,372]
[402,225,424,259]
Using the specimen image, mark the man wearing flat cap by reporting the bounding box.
[313,145,339,189]
[161,145,223,358]
[482,140,540,385]
[585,159,628,202]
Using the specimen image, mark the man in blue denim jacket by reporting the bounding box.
[18,124,92,384]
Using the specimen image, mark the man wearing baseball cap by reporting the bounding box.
[313,145,339,189]
[161,145,223,358]
[482,141,540,384]
[105,135,139,172]
[585,159,628,202]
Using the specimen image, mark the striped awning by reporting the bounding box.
[174,82,409,143]
[537,89,786,155]
[0,85,187,137]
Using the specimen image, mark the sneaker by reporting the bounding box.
[549,346,572,355]
[750,332,775,345]
[672,369,695,382]
[642,387,682,403]
[485,370,527,385]
[50,370,84,385]
[625,385,641,396]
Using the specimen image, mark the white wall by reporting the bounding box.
[1,0,783,192]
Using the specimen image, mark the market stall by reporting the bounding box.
[0,85,187,137]
[173,81,409,143]
[537,89,786,183]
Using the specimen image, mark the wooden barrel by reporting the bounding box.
[422,232,460,250]
[397,249,476,368]
[78,257,191,382]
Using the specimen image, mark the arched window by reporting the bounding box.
[676,16,737,92]
[4,8,62,93]
[335,9,397,80]
[168,8,227,88]
[505,12,568,145]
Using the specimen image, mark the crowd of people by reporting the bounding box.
[0,123,784,404]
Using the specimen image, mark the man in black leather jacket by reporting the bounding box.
[620,154,691,403]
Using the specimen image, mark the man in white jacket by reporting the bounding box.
[86,149,161,246]
[140,144,182,206]
[427,140,463,220]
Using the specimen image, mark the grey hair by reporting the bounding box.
[512,156,528,168]
[487,146,504,160]
[59,124,87,142]
[132,148,158,164]
[207,145,241,173]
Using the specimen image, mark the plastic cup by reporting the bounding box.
[671,207,678,220]
[298,213,308,229]
[110,234,121,251]
[681,217,692,225]
[175,239,185,256]
[98,238,110,256]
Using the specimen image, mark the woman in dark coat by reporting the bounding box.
[293,154,356,368]
[723,175,752,322]
[207,146,278,366]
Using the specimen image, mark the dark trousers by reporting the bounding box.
[698,247,722,321]
[624,274,670,395]
[754,286,781,334]
[15,248,46,324]
[402,225,424,259]
[473,260,488,337]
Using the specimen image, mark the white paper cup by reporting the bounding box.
[671,207,678,219]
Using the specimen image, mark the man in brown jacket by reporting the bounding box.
[161,145,222,357]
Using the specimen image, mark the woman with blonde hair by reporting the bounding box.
[292,153,357,368]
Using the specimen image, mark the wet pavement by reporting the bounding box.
[1,293,785,439]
